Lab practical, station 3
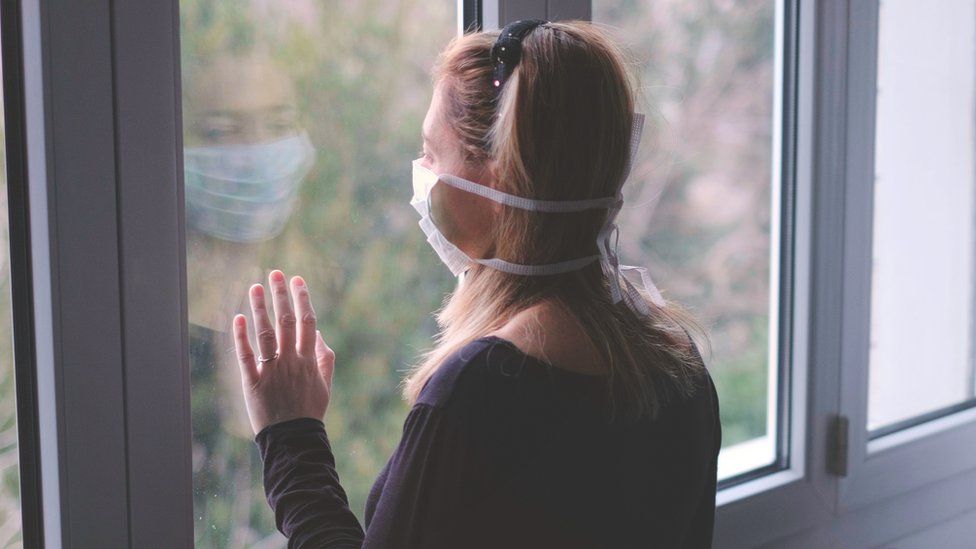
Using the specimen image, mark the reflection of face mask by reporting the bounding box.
[410,113,666,317]
[184,130,315,242]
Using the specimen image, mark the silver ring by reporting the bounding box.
[258,353,278,364]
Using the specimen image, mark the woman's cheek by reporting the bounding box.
[431,184,493,257]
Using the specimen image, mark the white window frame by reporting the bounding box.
[836,0,976,514]
[10,0,976,546]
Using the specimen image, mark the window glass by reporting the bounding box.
[868,0,976,433]
[0,17,23,547]
[179,1,456,545]
[593,1,782,479]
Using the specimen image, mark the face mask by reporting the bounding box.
[184,130,315,242]
[410,113,665,316]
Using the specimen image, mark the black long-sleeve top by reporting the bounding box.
[255,335,721,548]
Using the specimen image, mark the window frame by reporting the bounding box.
[17,0,193,545]
[836,0,976,513]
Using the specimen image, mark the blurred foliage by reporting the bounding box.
[596,0,777,447]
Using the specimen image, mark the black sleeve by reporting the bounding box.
[255,417,365,548]
[361,403,497,548]
[256,404,498,549]
[682,374,721,548]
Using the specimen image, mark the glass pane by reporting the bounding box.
[868,0,976,432]
[593,1,782,479]
[0,15,23,547]
[180,2,456,546]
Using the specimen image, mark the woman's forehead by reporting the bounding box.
[422,82,452,144]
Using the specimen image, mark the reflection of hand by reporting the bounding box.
[232,269,335,436]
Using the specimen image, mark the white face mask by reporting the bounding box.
[184,131,316,242]
[410,113,665,316]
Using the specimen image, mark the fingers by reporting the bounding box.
[233,314,258,387]
[269,270,296,356]
[292,276,317,357]
[249,284,277,361]
[315,330,335,387]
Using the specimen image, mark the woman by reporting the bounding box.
[233,19,721,548]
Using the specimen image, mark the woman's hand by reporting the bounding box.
[232,269,336,436]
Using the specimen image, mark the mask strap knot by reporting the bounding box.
[597,196,665,317]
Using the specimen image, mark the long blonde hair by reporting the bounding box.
[402,21,711,420]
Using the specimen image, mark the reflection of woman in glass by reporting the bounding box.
[184,48,313,246]
[234,21,719,547]
[183,47,315,544]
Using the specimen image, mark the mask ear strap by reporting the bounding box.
[437,173,619,212]
[599,221,666,315]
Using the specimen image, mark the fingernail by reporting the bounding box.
[271,270,284,282]
[295,276,305,287]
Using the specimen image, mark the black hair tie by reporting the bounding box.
[489,19,548,98]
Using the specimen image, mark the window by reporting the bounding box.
[20,0,976,546]
[831,0,976,518]
[179,1,457,545]
[868,0,976,436]
[593,0,786,481]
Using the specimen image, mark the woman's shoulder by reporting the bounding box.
[415,336,541,411]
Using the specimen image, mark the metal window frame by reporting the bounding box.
[18,0,193,546]
[460,0,482,33]
[481,0,591,30]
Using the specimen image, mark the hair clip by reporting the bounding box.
[489,19,548,97]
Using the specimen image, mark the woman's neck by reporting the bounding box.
[487,300,608,376]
